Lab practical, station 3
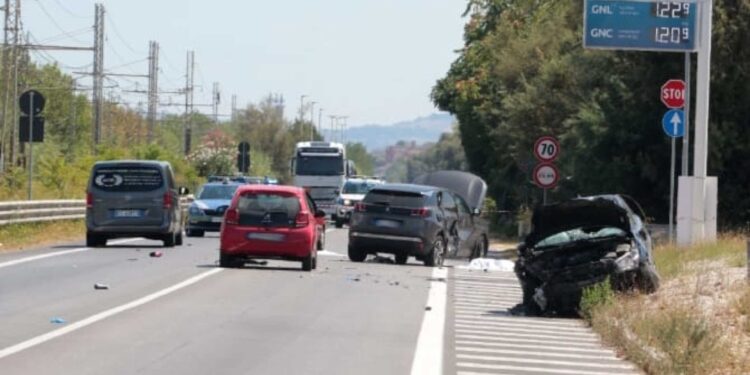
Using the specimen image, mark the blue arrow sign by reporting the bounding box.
[662,109,685,138]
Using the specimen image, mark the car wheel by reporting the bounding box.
[317,229,326,250]
[424,235,446,267]
[521,281,543,316]
[175,231,184,246]
[163,232,176,247]
[335,219,344,229]
[348,245,367,262]
[471,238,487,260]
[395,253,408,265]
[219,253,238,268]
[637,263,660,293]
[312,250,318,270]
[302,252,314,271]
[86,233,106,247]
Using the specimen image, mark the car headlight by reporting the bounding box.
[344,199,352,206]
[189,205,204,215]
[614,244,639,272]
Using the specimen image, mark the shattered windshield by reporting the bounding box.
[535,227,628,248]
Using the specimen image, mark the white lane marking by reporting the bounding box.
[453,313,585,328]
[0,268,224,359]
[455,324,598,338]
[455,328,599,343]
[457,354,637,370]
[318,250,345,257]
[456,346,623,362]
[0,238,143,270]
[454,299,521,306]
[455,340,615,355]
[454,282,522,289]
[455,319,592,334]
[325,228,336,233]
[457,363,634,375]
[456,334,605,349]
[409,267,447,375]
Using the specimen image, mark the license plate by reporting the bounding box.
[374,219,400,228]
[211,217,223,223]
[247,232,286,242]
[114,209,142,218]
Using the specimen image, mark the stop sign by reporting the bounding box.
[661,79,686,109]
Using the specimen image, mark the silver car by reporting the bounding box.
[86,160,188,247]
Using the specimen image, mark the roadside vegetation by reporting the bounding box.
[580,236,750,375]
[0,220,85,252]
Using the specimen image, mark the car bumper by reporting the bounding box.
[187,216,223,231]
[348,231,427,256]
[334,206,354,221]
[221,230,313,259]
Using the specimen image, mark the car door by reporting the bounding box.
[439,191,460,256]
[305,193,323,245]
[454,194,477,258]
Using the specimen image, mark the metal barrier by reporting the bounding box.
[0,197,194,226]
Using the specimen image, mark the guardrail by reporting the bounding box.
[0,197,194,226]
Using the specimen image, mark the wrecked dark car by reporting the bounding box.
[515,195,660,315]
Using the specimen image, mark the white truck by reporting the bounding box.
[291,141,354,218]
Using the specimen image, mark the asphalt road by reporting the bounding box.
[0,227,639,374]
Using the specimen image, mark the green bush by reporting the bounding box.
[580,277,615,322]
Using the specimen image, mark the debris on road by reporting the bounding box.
[367,255,395,264]
[149,251,163,258]
[94,283,110,290]
[458,258,515,272]
[425,306,432,311]
[347,275,361,282]
[50,317,66,324]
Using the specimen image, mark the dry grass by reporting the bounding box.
[585,235,750,375]
[0,220,85,253]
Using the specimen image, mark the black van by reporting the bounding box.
[86,160,187,247]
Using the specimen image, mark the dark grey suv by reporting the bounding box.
[86,160,187,247]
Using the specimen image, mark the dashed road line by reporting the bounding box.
[410,266,448,375]
[0,238,143,270]
[449,268,639,375]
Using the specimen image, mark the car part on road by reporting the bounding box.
[149,251,163,258]
[94,283,110,290]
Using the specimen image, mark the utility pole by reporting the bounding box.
[146,41,159,143]
[299,95,307,122]
[329,115,337,142]
[318,108,323,141]
[92,3,105,147]
[184,50,194,155]
[309,101,316,141]
[212,82,220,123]
[339,116,348,144]
[2,0,21,169]
[231,94,237,122]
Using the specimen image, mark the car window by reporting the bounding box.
[342,181,375,194]
[365,189,425,208]
[237,193,301,226]
[441,191,456,210]
[198,185,239,200]
[305,193,317,212]
[92,166,164,192]
[455,194,471,215]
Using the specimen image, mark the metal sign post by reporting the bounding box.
[27,92,34,201]
[662,108,685,242]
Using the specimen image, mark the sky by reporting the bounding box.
[20,0,467,126]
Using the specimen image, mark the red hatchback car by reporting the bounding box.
[219,185,326,271]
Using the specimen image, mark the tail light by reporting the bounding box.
[354,203,366,212]
[411,207,431,217]
[225,208,239,225]
[295,211,310,228]
[86,192,93,208]
[163,193,173,209]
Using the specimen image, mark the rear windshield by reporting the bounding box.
[364,190,426,208]
[237,193,301,226]
[92,166,163,192]
[343,181,376,194]
[198,185,239,200]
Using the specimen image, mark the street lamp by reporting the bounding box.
[309,101,317,141]
[299,95,307,121]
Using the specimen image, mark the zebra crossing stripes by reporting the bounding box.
[450,268,640,375]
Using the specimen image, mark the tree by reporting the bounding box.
[346,143,375,176]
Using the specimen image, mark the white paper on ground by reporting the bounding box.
[457,258,515,272]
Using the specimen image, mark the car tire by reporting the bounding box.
[395,253,408,265]
[163,233,176,247]
[348,245,367,262]
[637,263,660,293]
[86,233,106,247]
[302,252,314,271]
[317,229,326,250]
[312,250,318,270]
[219,253,238,268]
[335,219,344,229]
[175,231,184,246]
[521,281,542,316]
[424,235,446,267]
[471,238,487,260]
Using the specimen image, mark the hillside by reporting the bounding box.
[346,113,454,151]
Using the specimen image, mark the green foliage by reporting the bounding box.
[346,143,375,176]
[579,277,615,322]
[433,0,750,227]
[188,129,237,178]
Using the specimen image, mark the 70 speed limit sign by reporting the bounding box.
[534,136,560,162]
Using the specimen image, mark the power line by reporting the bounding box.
[49,0,88,19]
[104,12,142,55]
[32,0,86,44]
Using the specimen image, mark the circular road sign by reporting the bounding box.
[533,136,560,162]
[533,163,560,189]
[661,79,686,109]
[662,109,685,138]
[19,90,45,116]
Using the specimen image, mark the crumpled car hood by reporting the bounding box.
[525,196,633,247]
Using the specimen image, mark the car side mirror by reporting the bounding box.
[178,187,190,195]
[314,210,326,218]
